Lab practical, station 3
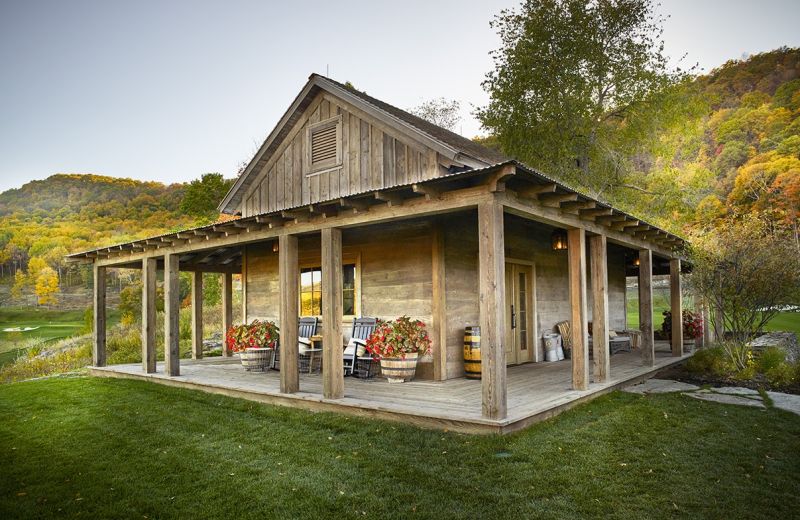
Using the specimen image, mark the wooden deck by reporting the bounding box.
[90,342,689,434]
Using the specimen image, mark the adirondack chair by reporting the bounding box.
[343,317,378,377]
[272,317,319,371]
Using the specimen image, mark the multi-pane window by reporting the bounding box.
[300,263,357,316]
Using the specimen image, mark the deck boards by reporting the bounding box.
[91,342,687,434]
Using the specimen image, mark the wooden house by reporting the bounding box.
[68,74,694,431]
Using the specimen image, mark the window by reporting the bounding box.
[300,263,357,316]
[307,116,342,173]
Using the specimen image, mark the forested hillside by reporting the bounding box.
[617,48,800,236]
[0,173,231,305]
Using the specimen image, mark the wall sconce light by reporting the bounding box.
[272,241,279,253]
[551,229,568,251]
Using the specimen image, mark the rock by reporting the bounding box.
[766,391,800,416]
[684,392,765,408]
[710,386,761,398]
[749,332,799,363]
[623,379,700,394]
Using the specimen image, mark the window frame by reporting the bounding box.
[298,252,361,320]
[306,115,343,175]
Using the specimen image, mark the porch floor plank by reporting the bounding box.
[90,342,688,434]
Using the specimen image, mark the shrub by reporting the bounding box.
[107,325,143,365]
[686,346,728,376]
[0,335,92,383]
[764,362,795,387]
[757,347,786,373]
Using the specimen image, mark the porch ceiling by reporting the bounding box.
[65,161,687,267]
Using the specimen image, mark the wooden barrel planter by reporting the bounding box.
[239,347,275,372]
[463,326,481,379]
[380,352,419,383]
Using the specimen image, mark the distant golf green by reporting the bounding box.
[0,307,118,367]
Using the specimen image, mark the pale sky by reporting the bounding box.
[1,0,798,192]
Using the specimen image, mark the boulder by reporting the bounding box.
[749,332,799,363]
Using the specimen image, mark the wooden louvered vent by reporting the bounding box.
[308,116,341,172]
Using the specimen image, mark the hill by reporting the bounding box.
[0,173,230,305]
[615,47,800,236]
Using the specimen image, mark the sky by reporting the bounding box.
[1,0,799,193]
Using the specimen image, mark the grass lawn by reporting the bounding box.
[0,307,119,368]
[1,377,798,519]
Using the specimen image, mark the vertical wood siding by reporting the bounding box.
[240,93,439,216]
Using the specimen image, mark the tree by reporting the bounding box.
[409,98,462,131]
[34,266,59,305]
[689,216,800,343]
[477,0,688,193]
[179,173,234,221]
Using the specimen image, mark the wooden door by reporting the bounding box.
[504,263,535,365]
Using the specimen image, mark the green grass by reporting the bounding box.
[763,312,800,340]
[0,307,118,367]
[1,377,798,519]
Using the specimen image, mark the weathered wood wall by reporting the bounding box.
[244,212,628,381]
[244,219,436,377]
[240,93,440,216]
[441,213,627,378]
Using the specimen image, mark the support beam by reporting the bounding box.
[92,264,107,367]
[142,258,157,373]
[191,272,203,360]
[279,234,300,393]
[568,228,589,390]
[638,249,655,366]
[322,228,344,399]
[431,223,447,381]
[670,258,683,357]
[589,235,609,383]
[164,253,180,376]
[478,200,507,419]
[221,272,233,357]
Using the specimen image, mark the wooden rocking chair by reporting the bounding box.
[343,317,377,377]
[272,317,318,371]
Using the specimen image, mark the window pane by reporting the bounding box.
[343,289,355,316]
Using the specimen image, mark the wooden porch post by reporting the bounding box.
[670,258,683,357]
[431,223,447,381]
[589,234,609,383]
[322,228,344,399]
[568,228,589,390]
[279,235,300,394]
[638,249,655,366]
[221,272,233,357]
[142,258,157,373]
[191,272,203,360]
[92,264,106,367]
[478,200,507,420]
[164,253,180,376]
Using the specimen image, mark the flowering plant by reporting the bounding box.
[226,320,280,353]
[365,316,432,359]
[662,310,704,340]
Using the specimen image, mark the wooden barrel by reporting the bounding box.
[463,326,481,379]
[380,352,419,382]
[240,348,274,372]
